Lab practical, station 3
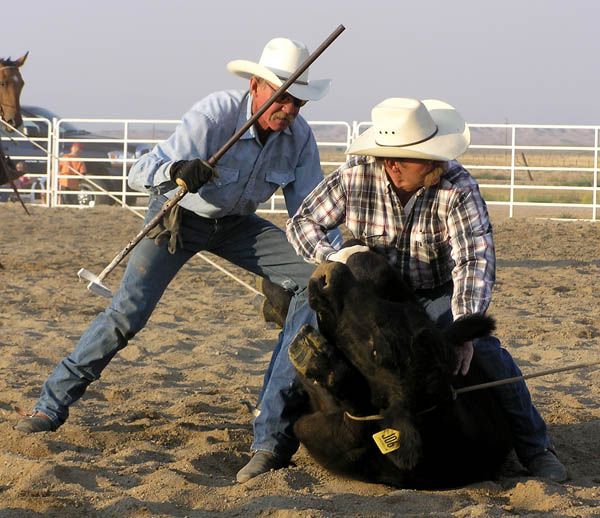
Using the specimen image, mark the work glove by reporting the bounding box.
[170,158,217,193]
[327,244,370,264]
[146,203,183,254]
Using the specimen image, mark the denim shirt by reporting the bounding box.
[128,89,325,218]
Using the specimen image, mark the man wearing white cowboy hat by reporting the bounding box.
[15,35,341,476]
[277,97,567,482]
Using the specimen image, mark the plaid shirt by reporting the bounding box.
[286,156,495,319]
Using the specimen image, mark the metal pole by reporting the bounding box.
[509,125,516,218]
[79,24,346,296]
[593,127,598,221]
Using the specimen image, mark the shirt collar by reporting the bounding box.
[438,176,453,190]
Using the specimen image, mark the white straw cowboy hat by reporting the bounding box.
[227,37,331,101]
[347,97,470,160]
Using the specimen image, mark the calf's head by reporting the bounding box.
[307,250,496,413]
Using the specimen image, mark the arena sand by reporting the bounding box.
[0,203,598,517]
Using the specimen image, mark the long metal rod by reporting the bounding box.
[89,24,346,290]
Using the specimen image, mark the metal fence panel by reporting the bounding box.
[2,118,599,221]
[465,124,600,220]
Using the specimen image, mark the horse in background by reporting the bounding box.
[0,52,28,130]
[0,52,30,214]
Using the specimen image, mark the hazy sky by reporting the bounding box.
[5,0,599,125]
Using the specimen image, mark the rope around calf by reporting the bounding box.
[344,359,600,422]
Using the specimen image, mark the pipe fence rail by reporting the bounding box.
[1,117,599,221]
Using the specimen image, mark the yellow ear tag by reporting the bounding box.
[372,428,401,454]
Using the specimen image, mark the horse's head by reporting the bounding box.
[0,52,28,131]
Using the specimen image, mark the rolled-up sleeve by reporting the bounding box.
[286,170,347,264]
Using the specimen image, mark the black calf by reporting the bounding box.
[289,251,513,488]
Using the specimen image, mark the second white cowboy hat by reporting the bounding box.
[227,37,331,101]
[347,98,470,161]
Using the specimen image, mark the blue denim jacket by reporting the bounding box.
[128,89,325,218]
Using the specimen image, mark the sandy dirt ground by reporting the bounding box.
[0,203,599,517]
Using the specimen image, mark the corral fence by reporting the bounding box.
[1,117,599,220]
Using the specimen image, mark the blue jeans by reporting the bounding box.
[253,281,551,464]
[34,194,315,428]
[415,282,551,464]
[251,289,316,459]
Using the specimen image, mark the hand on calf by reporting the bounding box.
[454,340,474,376]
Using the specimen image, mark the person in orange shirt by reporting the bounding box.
[59,142,86,204]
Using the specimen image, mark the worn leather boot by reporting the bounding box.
[14,412,57,433]
[236,451,289,483]
[525,449,568,482]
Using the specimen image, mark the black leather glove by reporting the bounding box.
[170,158,216,193]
